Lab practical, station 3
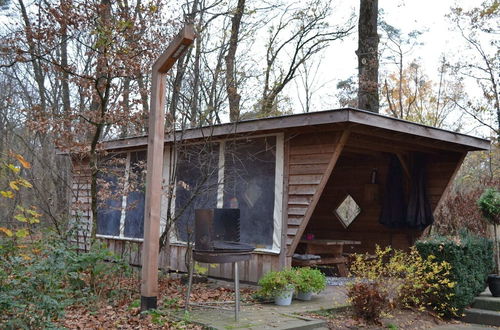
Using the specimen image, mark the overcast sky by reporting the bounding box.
[281,0,493,136]
[287,0,478,109]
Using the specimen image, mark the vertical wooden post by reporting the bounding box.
[141,25,195,311]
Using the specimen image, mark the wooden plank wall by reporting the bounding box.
[285,131,341,254]
[70,159,92,251]
[304,150,419,254]
[168,245,280,283]
[288,131,465,255]
[94,241,280,283]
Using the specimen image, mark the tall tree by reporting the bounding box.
[356,0,379,112]
[225,0,245,122]
[259,0,353,116]
[379,19,422,118]
[382,60,464,129]
[5,0,173,242]
[449,1,499,139]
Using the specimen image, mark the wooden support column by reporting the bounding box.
[279,135,290,268]
[287,129,351,256]
[141,26,195,311]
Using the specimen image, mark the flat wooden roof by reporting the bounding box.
[101,108,490,151]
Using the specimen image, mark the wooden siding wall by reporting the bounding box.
[70,159,92,250]
[91,241,280,283]
[305,150,418,254]
[168,245,281,282]
[288,131,465,255]
[285,131,343,254]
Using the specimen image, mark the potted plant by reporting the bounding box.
[257,269,297,306]
[294,267,327,301]
[478,187,500,297]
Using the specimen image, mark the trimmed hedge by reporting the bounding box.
[416,232,494,315]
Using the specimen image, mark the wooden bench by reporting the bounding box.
[293,239,361,276]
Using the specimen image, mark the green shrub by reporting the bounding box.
[0,236,131,328]
[478,188,500,273]
[416,231,494,315]
[257,269,297,298]
[477,188,500,224]
[349,246,456,318]
[294,267,326,293]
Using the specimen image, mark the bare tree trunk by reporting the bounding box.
[121,77,131,138]
[398,51,403,117]
[357,0,379,113]
[225,0,245,122]
[137,75,149,133]
[89,0,111,244]
[19,0,46,113]
[190,35,201,127]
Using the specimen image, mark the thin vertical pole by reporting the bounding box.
[234,262,240,322]
[185,252,194,312]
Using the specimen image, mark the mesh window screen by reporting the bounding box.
[223,136,276,249]
[96,154,127,236]
[175,143,220,242]
[124,150,146,238]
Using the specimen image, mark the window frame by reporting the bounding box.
[94,132,285,252]
[168,133,284,254]
[96,149,147,241]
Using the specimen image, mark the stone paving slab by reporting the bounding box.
[181,308,326,330]
[180,286,348,329]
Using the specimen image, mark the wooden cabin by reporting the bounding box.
[70,108,489,282]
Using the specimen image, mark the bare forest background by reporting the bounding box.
[0,0,498,241]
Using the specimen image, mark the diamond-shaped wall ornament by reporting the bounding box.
[335,194,361,228]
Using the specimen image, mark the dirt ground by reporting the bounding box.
[305,307,470,330]
[57,275,255,329]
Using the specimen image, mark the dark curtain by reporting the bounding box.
[405,153,434,229]
[379,153,434,230]
[379,154,407,228]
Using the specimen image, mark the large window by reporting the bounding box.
[174,143,220,242]
[94,134,283,249]
[173,136,280,251]
[223,136,276,249]
[96,150,146,239]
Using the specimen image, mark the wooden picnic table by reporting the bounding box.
[293,239,361,276]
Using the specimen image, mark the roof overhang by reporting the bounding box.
[100,108,490,152]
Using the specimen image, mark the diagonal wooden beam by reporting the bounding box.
[432,152,467,215]
[287,129,351,257]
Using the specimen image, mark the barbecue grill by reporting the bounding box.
[185,208,254,322]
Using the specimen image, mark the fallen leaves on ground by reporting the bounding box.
[159,277,256,307]
[59,275,256,329]
[305,308,465,330]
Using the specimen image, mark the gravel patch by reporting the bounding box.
[326,277,354,286]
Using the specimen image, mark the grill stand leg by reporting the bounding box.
[234,261,240,322]
[185,255,194,313]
